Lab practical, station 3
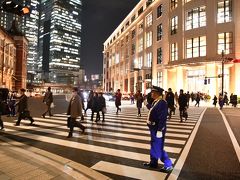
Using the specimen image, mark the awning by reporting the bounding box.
[232,59,240,63]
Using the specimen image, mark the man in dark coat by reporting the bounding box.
[15,88,34,126]
[67,87,85,138]
[135,90,143,117]
[143,86,173,173]
[178,89,188,122]
[0,91,4,130]
[166,88,175,119]
[42,87,53,118]
[91,92,100,121]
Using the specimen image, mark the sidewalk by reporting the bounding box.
[0,136,110,180]
[0,140,75,180]
[177,108,240,179]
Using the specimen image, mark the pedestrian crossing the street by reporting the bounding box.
[1,106,205,179]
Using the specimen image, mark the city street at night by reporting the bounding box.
[0,96,239,179]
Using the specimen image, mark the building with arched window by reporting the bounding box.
[103,0,240,97]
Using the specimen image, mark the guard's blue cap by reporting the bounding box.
[151,86,164,94]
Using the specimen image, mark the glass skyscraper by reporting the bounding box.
[39,0,82,84]
[0,0,40,83]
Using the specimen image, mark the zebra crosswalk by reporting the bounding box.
[1,106,205,179]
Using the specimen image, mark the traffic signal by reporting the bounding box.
[1,0,30,16]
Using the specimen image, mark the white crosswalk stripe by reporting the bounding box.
[1,105,205,179]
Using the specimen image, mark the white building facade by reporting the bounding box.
[103,0,240,97]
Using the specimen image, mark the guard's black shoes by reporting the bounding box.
[30,120,34,125]
[67,132,73,138]
[160,166,173,173]
[143,162,158,168]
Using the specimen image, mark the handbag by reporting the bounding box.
[67,117,71,128]
[50,103,55,108]
[102,107,107,113]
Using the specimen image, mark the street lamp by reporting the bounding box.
[221,50,233,96]
[2,42,14,87]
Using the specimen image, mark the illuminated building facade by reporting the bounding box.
[39,0,82,84]
[0,0,40,83]
[103,0,240,97]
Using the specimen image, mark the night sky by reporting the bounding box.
[81,0,139,77]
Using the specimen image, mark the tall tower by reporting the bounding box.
[0,0,40,83]
[39,0,82,84]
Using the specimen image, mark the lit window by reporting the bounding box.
[138,37,143,52]
[157,24,163,41]
[218,32,233,54]
[217,0,232,23]
[146,31,152,47]
[171,0,178,9]
[146,13,153,27]
[146,52,152,67]
[138,22,144,34]
[157,47,162,64]
[138,56,143,69]
[171,16,178,35]
[157,72,163,87]
[186,36,206,58]
[171,43,178,61]
[132,29,136,39]
[186,6,206,30]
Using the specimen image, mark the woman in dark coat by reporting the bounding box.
[136,91,143,117]
[115,89,122,114]
[85,90,93,114]
[213,95,218,107]
[91,92,100,121]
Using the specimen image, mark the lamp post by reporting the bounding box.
[2,42,14,87]
[221,50,224,96]
[133,68,140,91]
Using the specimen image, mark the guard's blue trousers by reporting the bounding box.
[149,129,172,168]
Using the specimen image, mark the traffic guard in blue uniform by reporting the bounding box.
[143,86,173,172]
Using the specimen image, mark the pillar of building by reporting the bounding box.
[206,64,217,97]
[176,67,184,91]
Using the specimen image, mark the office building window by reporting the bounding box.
[157,47,162,64]
[138,37,143,52]
[186,36,206,58]
[146,31,152,47]
[171,16,178,35]
[146,13,153,27]
[171,43,178,61]
[186,6,206,30]
[147,52,152,67]
[157,72,163,87]
[217,0,232,23]
[157,23,163,41]
[218,32,233,54]
[171,0,178,9]
[157,4,163,18]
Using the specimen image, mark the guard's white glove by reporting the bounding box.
[156,131,163,138]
